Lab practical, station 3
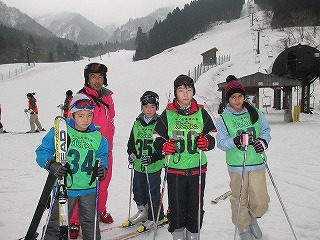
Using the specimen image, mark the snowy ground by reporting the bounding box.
[1,4,320,240]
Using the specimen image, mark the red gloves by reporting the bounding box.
[162,141,176,155]
[196,135,209,150]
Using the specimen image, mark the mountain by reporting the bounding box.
[35,12,109,45]
[107,7,172,43]
[0,1,54,38]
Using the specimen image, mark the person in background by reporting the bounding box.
[0,103,8,133]
[69,63,115,239]
[153,74,216,240]
[215,75,271,240]
[58,90,73,118]
[24,92,45,133]
[35,93,108,240]
[123,91,167,232]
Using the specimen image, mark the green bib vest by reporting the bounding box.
[132,120,164,173]
[222,111,266,167]
[166,109,207,170]
[67,126,102,190]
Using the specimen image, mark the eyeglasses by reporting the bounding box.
[86,63,108,73]
[70,99,95,110]
[141,95,159,106]
[174,75,194,87]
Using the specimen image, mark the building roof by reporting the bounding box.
[217,72,302,91]
[201,47,218,56]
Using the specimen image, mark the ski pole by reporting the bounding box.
[198,149,202,240]
[40,182,60,240]
[153,154,171,240]
[233,133,250,240]
[25,111,30,120]
[93,158,101,240]
[262,155,298,240]
[127,163,134,221]
[144,157,156,228]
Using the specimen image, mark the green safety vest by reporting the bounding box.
[166,109,207,169]
[67,126,102,190]
[221,111,266,167]
[132,120,164,173]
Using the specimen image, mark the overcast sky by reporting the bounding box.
[2,0,192,27]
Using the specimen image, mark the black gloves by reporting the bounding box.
[46,161,67,179]
[97,166,106,180]
[128,153,137,164]
[253,138,268,154]
[141,155,152,166]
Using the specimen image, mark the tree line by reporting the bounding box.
[133,0,245,61]
[254,0,320,28]
[0,24,135,64]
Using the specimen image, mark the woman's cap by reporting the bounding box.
[225,75,246,101]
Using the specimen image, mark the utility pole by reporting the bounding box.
[26,47,30,66]
[253,29,264,55]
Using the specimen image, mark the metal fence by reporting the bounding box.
[0,63,36,81]
[188,54,231,82]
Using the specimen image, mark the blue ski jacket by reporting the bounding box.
[35,118,108,197]
[216,103,271,173]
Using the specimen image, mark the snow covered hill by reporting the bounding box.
[0,3,319,240]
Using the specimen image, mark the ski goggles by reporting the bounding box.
[86,63,108,73]
[141,95,158,106]
[70,99,95,111]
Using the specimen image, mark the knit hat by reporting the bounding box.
[174,74,195,97]
[69,93,95,114]
[225,75,246,101]
[26,92,35,97]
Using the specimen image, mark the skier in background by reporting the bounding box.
[216,75,271,240]
[69,63,115,239]
[36,93,108,240]
[24,92,45,133]
[0,103,8,133]
[123,91,167,232]
[58,90,73,117]
[153,74,216,240]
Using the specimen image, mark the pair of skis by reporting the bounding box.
[99,221,168,240]
[22,116,69,240]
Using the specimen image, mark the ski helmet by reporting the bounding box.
[69,93,95,114]
[140,91,159,110]
[84,63,108,86]
[66,90,73,96]
[173,74,195,97]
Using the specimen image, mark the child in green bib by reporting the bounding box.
[216,75,271,240]
[153,75,216,240]
[123,91,167,231]
[36,93,108,240]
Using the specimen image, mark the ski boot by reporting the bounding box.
[186,230,198,240]
[100,211,114,224]
[249,218,262,239]
[137,216,168,233]
[122,204,148,227]
[238,228,254,240]
[69,222,80,239]
[171,227,185,240]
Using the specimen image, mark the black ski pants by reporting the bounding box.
[167,173,206,233]
[133,169,164,221]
